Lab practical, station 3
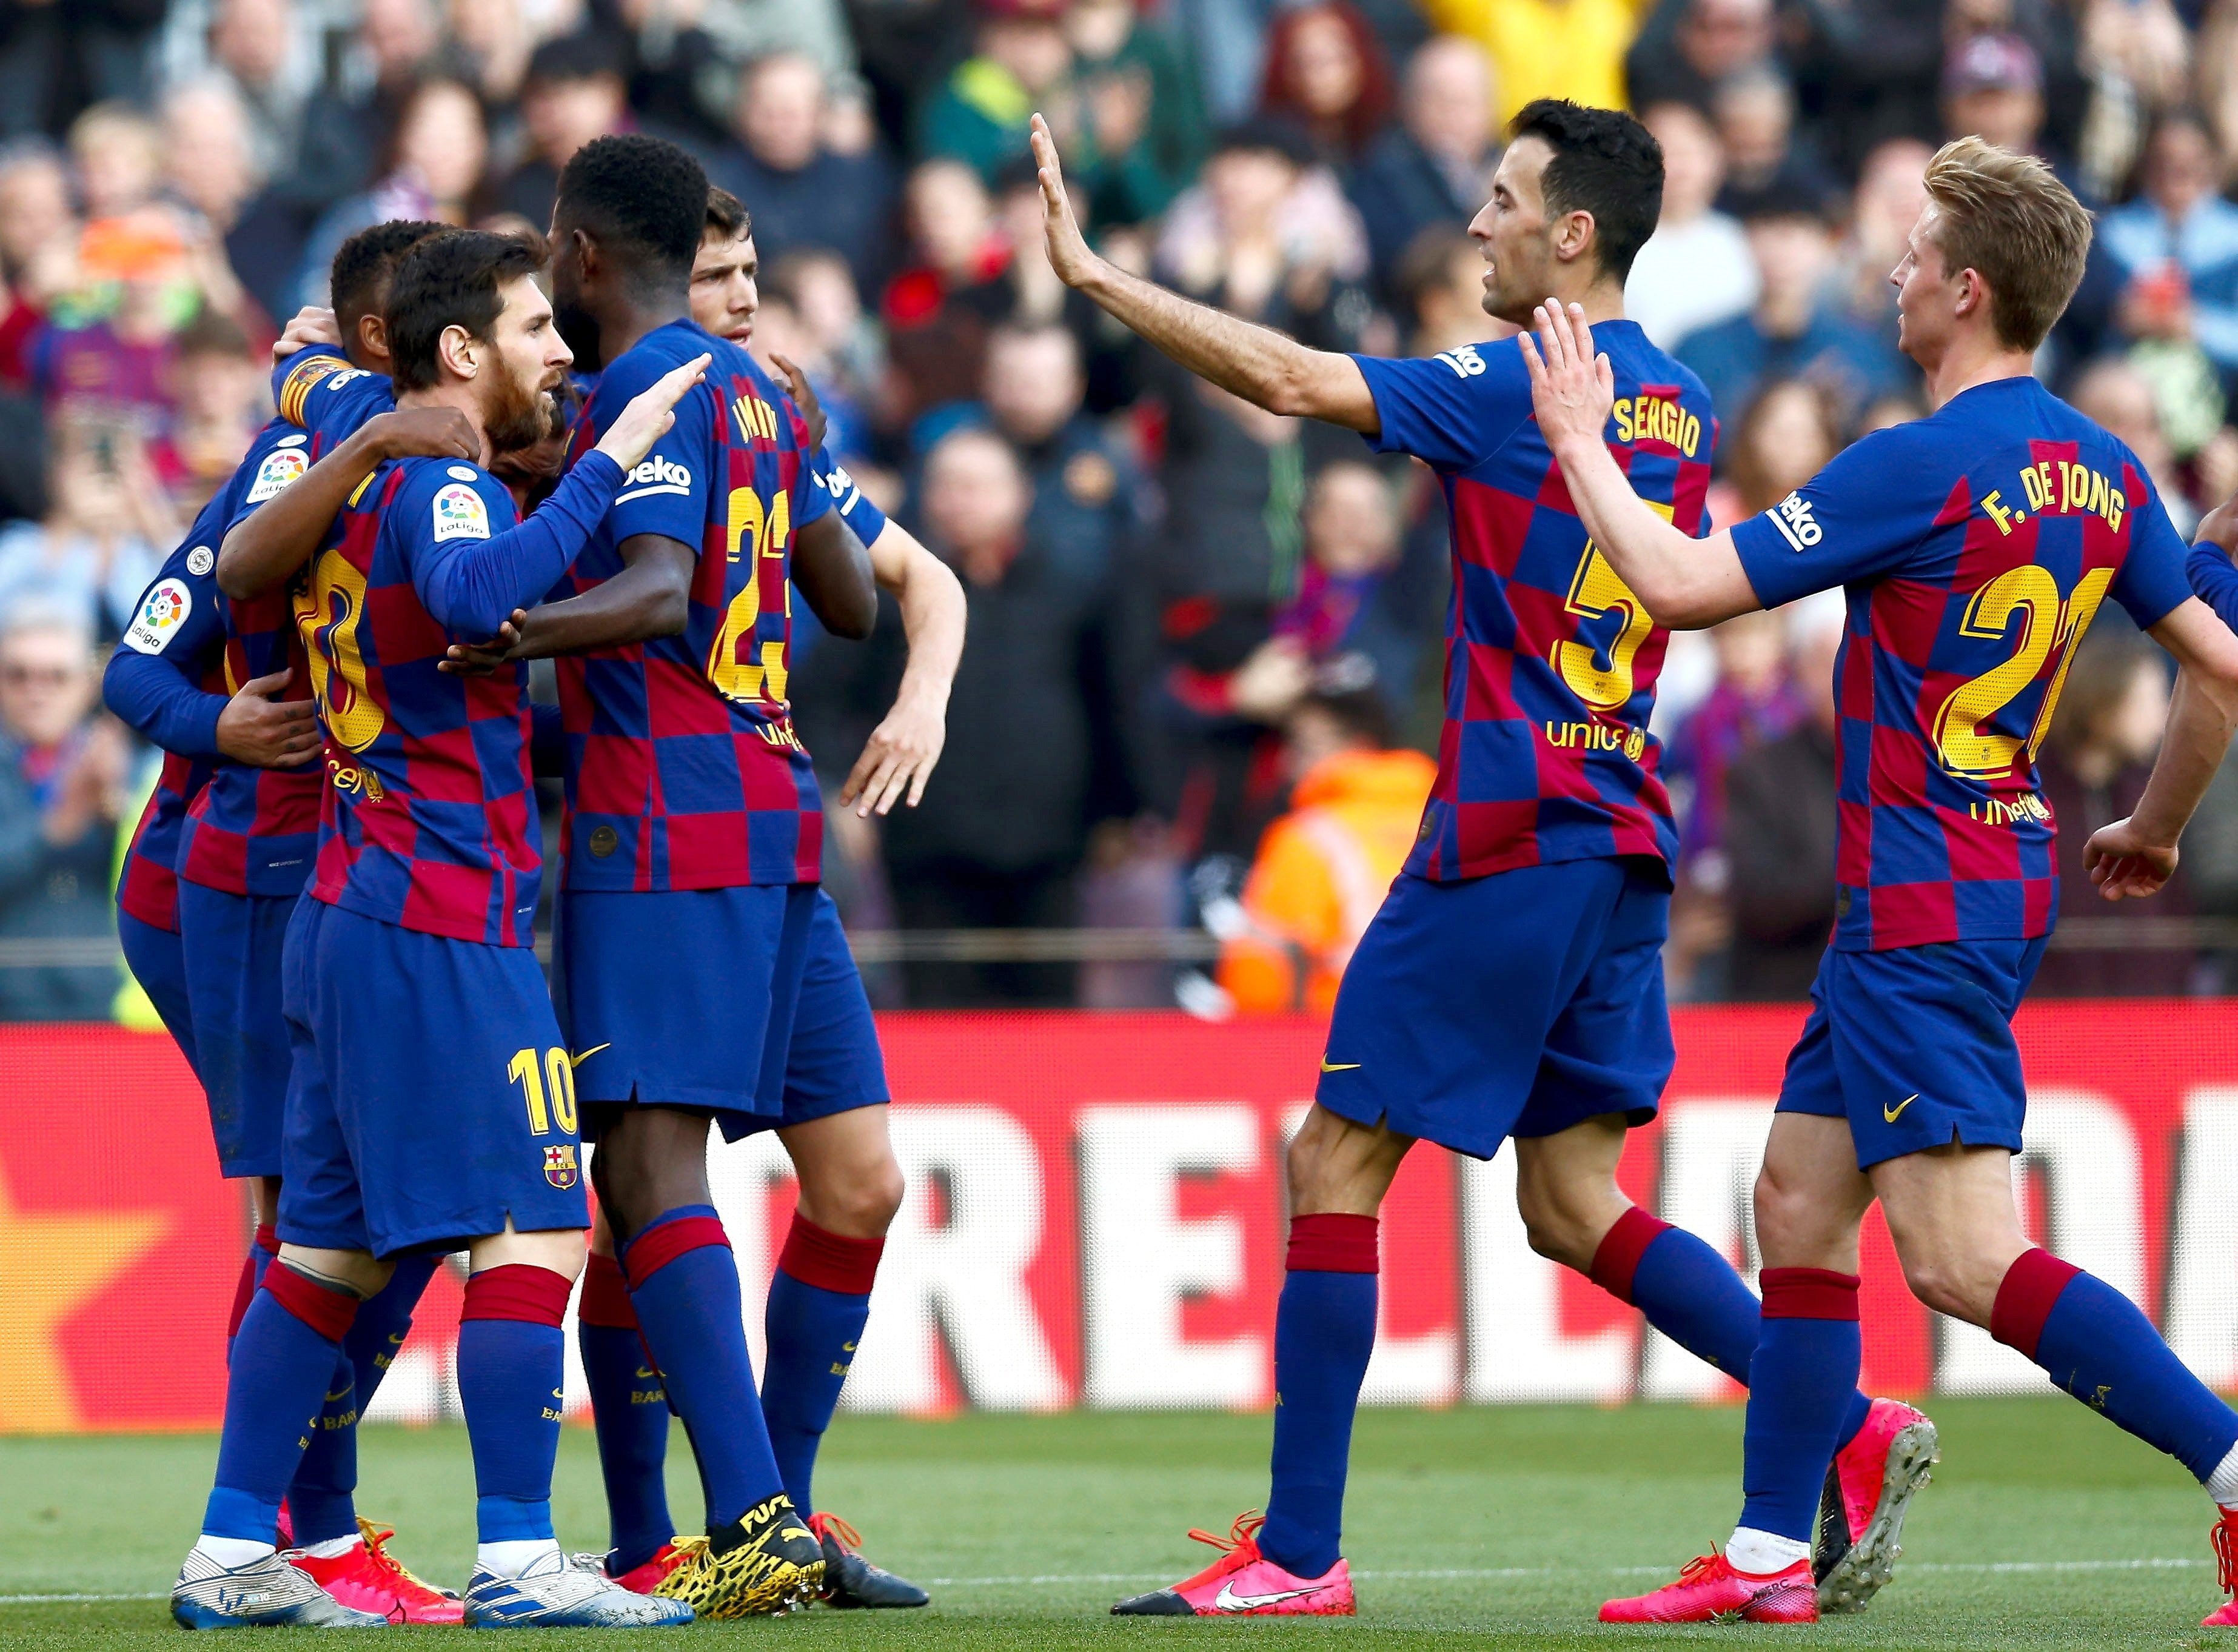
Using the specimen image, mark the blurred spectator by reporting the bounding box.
[917,0,1079,184]
[1943,33,2057,170]
[711,51,893,296]
[1065,0,1207,227]
[2034,623,2194,995]
[1350,36,1497,303]
[1257,2,1394,164]
[0,427,170,641]
[2103,110,2238,387]
[155,306,263,512]
[1721,597,1844,1000]
[1156,119,1370,325]
[976,320,1139,589]
[1629,0,1772,116]
[1712,66,1840,218]
[1398,226,1502,355]
[880,426,1106,1006]
[1677,182,1910,420]
[494,32,629,228]
[1216,680,1433,1014]
[295,78,488,310]
[2069,355,2200,533]
[1626,101,1757,349]
[1666,606,1804,888]
[765,248,885,463]
[0,0,162,143]
[440,0,537,138]
[289,0,445,210]
[0,604,129,1021]
[1829,136,1929,339]
[162,78,301,329]
[1273,460,1417,719]
[883,158,1008,428]
[158,0,321,184]
[1708,375,1843,529]
[1422,0,1634,124]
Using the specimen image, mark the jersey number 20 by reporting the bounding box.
[1932,564,2114,778]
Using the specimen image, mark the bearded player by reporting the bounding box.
[1035,99,1924,1617]
[1523,136,2238,1629]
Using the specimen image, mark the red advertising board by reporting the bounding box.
[2,1005,2234,1431]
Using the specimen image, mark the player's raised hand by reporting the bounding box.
[1031,113,1100,289]
[595,353,712,473]
[2083,815,2179,901]
[770,352,827,451]
[438,610,528,675]
[840,691,947,817]
[216,668,323,768]
[1518,300,1615,456]
[272,306,341,364]
[363,406,480,464]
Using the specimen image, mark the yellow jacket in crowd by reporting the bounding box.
[1424,0,1644,124]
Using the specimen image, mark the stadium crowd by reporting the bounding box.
[0,0,2235,1014]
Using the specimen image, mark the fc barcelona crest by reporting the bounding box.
[544,1143,580,1189]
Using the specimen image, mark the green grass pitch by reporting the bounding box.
[0,1399,2229,1649]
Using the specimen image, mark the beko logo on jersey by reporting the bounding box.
[1436,345,1487,379]
[1767,490,1822,550]
[618,456,692,502]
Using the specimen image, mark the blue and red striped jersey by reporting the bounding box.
[118,751,212,930]
[1732,375,2193,951]
[552,319,832,892]
[300,448,625,946]
[1353,322,1714,883]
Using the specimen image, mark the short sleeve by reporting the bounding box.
[1730,427,1948,609]
[809,446,881,544]
[2111,474,2194,629]
[602,350,713,549]
[1350,345,1532,472]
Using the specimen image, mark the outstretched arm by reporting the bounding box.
[1032,115,1377,432]
[1519,301,1760,627]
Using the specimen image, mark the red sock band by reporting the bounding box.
[263,1262,360,1343]
[253,1225,278,1256]
[777,1214,885,1295]
[1761,1266,1861,1320]
[1587,1206,1671,1305]
[621,1214,730,1290]
[578,1252,637,1329]
[462,1263,574,1326]
[226,1248,261,1340]
[1989,1248,2082,1359]
[1286,1212,1378,1274]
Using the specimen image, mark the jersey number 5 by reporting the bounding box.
[1551,503,1671,711]
[1932,564,2114,778]
[293,549,386,752]
[708,484,792,703]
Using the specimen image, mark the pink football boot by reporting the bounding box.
[1601,1553,1818,1624]
[2203,1508,2238,1626]
[1817,1397,1938,1613]
[1111,1513,1355,1617]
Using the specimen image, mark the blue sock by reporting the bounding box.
[1737,1268,1861,1547]
[761,1216,882,1513]
[1258,1214,1378,1579]
[1593,1209,1874,1450]
[623,1206,783,1530]
[203,1266,358,1543]
[578,1252,673,1573]
[456,1266,572,1545]
[287,1254,441,1545]
[224,1225,279,1367]
[1995,1249,2238,1486]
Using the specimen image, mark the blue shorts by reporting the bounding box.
[1775,937,2046,1170]
[118,909,197,1081]
[563,885,886,1143]
[178,881,297,1180]
[1316,860,1672,1160]
[278,898,588,1258]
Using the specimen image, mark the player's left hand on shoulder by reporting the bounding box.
[2083,815,2179,900]
[438,611,527,676]
[368,406,479,463]
[840,695,947,817]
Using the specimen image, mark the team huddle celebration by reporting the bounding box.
[12,0,2238,1640]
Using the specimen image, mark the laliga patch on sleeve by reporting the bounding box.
[245,444,310,503]
[432,481,491,541]
[122,578,192,654]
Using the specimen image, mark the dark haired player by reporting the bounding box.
[1523,136,2238,1627]
[106,218,478,1622]
[552,186,956,1611]
[170,230,704,1630]
[1036,101,1916,1617]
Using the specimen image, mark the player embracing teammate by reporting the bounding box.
[1523,137,2238,1627]
[1033,101,1931,1618]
